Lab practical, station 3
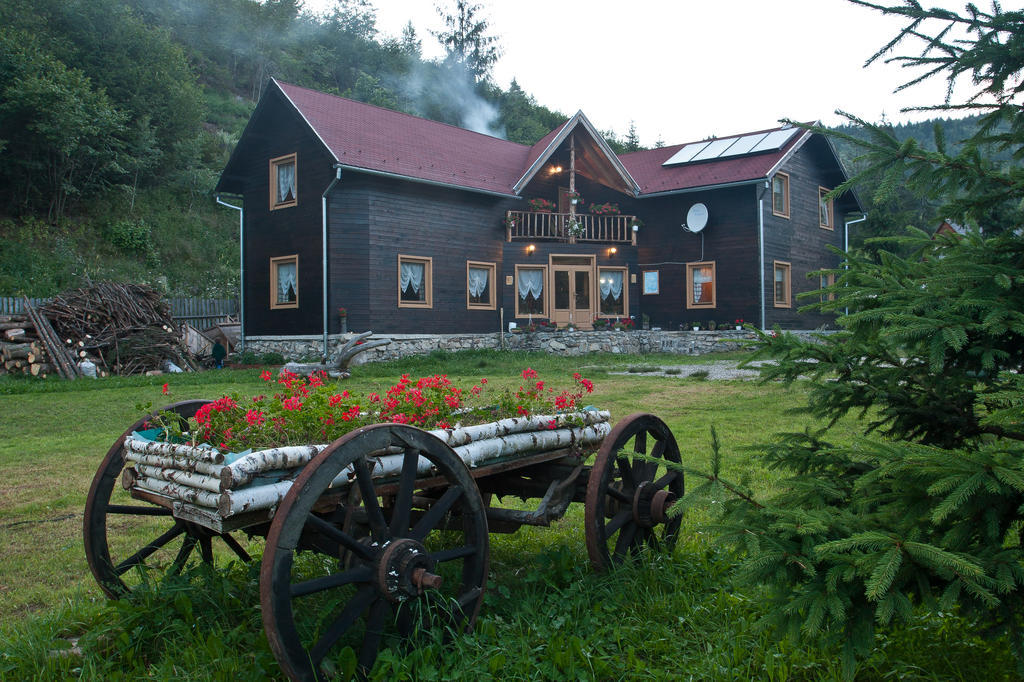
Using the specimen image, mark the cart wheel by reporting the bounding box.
[83,400,253,599]
[585,413,684,572]
[262,424,489,682]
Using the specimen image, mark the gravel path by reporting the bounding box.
[603,359,776,381]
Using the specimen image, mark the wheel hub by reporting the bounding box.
[632,482,676,528]
[375,538,442,602]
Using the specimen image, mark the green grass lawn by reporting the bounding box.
[0,350,1016,680]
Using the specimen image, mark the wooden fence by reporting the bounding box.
[0,296,237,330]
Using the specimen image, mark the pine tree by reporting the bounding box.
[432,0,502,81]
[693,1,1024,675]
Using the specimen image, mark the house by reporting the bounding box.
[215,79,862,353]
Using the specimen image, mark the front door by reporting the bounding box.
[551,265,593,329]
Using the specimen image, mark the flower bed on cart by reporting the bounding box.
[126,369,606,519]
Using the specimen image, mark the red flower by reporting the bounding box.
[368,392,381,403]
[161,383,169,395]
[246,409,265,426]
[516,405,528,416]
[535,381,544,391]
[547,419,557,430]
[282,396,303,411]
[522,368,538,379]
[328,394,343,406]
[260,370,272,381]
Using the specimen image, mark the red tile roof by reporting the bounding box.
[277,80,531,196]
[272,82,812,197]
[620,125,809,195]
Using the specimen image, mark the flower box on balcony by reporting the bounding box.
[528,198,555,213]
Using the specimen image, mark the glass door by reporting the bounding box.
[551,265,593,329]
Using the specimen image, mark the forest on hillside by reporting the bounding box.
[0,0,997,297]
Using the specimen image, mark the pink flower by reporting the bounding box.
[547,419,557,430]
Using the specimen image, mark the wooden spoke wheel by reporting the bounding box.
[83,400,253,599]
[585,413,684,572]
[261,424,489,682]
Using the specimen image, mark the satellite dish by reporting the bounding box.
[685,203,709,233]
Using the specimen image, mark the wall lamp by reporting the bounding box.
[527,244,536,254]
[607,247,618,256]
[547,164,563,174]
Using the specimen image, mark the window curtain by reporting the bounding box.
[693,267,712,304]
[277,261,297,302]
[277,162,296,203]
[518,269,543,300]
[599,270,623,301]
[400,261,424,295]
[468,267,489,298]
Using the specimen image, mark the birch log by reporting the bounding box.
[219,444,327,491]
[124,436,225,464]
[124,451,225,478]
[427,411,609,448]
[218,481,294,517]
[133,474,221,508]
[135,463,224,493]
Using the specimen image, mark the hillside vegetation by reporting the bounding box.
[0,0,987,297]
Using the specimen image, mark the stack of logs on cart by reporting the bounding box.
[0,313,58,377]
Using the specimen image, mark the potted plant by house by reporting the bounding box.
[692,322,700,331]
[642,313,650,330]
[734,318,744,330]
[566,219,585,242]
[707,319,717,331]
[567,191,583,206]
[338,307,348,334]
[592,316,609,330]
[528,198,555,213]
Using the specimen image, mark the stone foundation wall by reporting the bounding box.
[242,328,824,365]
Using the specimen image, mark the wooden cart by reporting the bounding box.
[84,400,683,681]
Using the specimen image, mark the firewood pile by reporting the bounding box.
[0,314,56,377]
[41,282,198,376]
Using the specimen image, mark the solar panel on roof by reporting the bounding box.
[690,137,740,161]
[750,128,798,153]
[662,141,712,166]
[717,132,767,157]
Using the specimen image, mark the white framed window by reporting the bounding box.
[642,270,659,295]
[270,153,297,210]
[774,261,792,308]
[772,172,790,218]
[598,267,627,316]
[515,265,546,317]
[686,261,716,309]
[819,187,834,230]
[270,255,299,309]
[398,255,432,308]
[467,261,496,310]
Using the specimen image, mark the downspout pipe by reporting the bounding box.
[215,195,244,351]
[322,167,343,363]
[843,213,868,316]
[757,181,768,330]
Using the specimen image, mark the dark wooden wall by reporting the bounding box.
[763,137,851,329]
[633,185,761,330]
[238,88,335,336]
[329,174,516,335]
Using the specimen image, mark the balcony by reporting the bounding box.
[505,211,637,245]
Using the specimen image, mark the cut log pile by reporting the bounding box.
[122,410,612,518]
[42,282,198,376]
[0,314,58,377]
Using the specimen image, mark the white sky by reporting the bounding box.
[308,0,978,146]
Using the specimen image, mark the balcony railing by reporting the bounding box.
[505,211,637,245]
